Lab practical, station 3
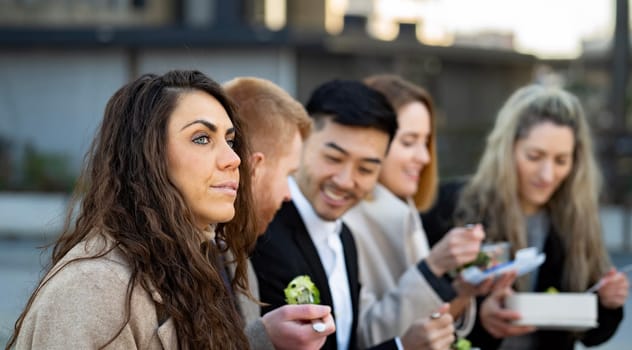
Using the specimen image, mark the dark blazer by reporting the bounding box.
[422,180,624,350]
[251,200,397,350]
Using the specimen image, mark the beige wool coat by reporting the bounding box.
[344,184,475,348]
[13,235,177,350]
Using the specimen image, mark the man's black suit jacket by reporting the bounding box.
[251,200,397,350]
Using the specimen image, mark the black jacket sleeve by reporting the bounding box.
[580,301,624,347]
[417,260,457,301]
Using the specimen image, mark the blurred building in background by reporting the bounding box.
[0,0,627,206]
[3,5,632,347]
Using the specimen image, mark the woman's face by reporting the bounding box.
[166,90,241,229]
[378,101,431,198]
[513,121,574,215]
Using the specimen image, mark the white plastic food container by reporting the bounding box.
[506,292,598,331]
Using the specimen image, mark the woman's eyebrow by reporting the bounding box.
[180,119,217,132]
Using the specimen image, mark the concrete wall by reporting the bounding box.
[0,49,129,174]
[0,47,297,181]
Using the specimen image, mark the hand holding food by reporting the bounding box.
[400,304,455,350]
[284,275,326,332]
[426,224,485,276]
[596,267,630,309]
[479,280,535,338]
[261,304,335,350]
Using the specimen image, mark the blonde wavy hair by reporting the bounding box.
[455,84,609,291]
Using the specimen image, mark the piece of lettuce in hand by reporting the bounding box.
[284,275,321,305]
[452,338,472,350]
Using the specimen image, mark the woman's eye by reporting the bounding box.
[555,158,569,166]
[193,135,210,145]
[399,136,416,147]
[526,154,540,161]
[226,139,236,149]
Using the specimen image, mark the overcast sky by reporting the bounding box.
[370,0,613,58]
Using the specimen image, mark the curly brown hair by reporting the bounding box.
[7,70,257,349]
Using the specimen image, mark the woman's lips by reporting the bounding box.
[403,168,420,182]
[211,181,238,196]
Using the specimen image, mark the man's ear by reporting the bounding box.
[249,152,265,177]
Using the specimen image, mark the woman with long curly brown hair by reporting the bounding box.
[6,70,257,350]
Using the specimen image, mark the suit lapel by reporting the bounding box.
[278,201,339,350]
[281,201,334,309]
[340,224,359,307]
[340,223,359,350]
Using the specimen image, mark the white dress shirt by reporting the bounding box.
[289,177,353,350]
